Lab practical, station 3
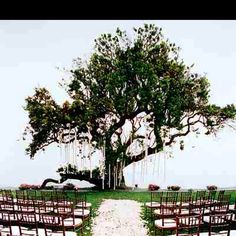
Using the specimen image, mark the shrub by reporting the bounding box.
[148,184,160,191]
[207,185,217,191]
[19,184,40,190]
[19,184,31,190]
[171,185,181,191]
[63,183,76,191]
[30,184,40,190]
[43,186,54,190]
[167,185,181,191]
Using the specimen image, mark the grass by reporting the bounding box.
[11,189,236,235]
[81,190,151,236]
[79,189,236,236]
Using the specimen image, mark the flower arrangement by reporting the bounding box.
[19,184,40,190]
[207,185,217,191]
[148,184,160,191]
[19,184,31,190]
[167,185,181,191]
[30,184,40,190]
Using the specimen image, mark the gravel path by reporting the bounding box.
[91,199,148,236]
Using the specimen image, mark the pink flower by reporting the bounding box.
[19,183,40,190]
[148,184,160,191]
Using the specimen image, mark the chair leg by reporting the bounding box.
[80,224,84,236]
[151,208,154,221]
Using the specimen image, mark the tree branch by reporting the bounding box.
[126,146,156,165]
[59,173,103,188]
[165,113,201,146]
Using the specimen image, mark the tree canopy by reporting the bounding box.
[23,24,236,188]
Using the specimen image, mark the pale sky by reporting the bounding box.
[0,20,236,189]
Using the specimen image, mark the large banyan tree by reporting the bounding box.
[23,24,236,189]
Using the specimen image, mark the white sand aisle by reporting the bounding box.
[91,199,148,236]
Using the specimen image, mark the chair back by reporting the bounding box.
[16,190,27,200]
[189,201,205,223]
[55,190,67,202]
[159,192,178,217]
[162,191,178,205]
[195,190,206,203]
[180,192,192,203]
[2,190,13,203]
[0,199,15,213]
[217,190,225,201]
[42,191,53,202]
[16,212,38,235]
[151,191,163,206]
[41,214,65,236]
[0,211,13,235]
[176,214,201,236]
[17,199,35,213]
[207,191,217,202]
[26,190,38,201]
[54,200,74,216]
[211,194,230,214]
[208,213,232,235]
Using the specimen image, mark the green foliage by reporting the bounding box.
[24,24,236,178]
[63,183,76,191]
[167,185,181,191]
[57,164,101,179]
[56,164,79,175]
[206,185,218,191]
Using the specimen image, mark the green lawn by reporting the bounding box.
[12,189,236,235]
[81,189,236,236]
[85,189,236,215]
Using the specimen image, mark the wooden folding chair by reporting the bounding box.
[154,192,179,235]
[16,199,35,213]
[71,192,90,223]
[207,213,233,236]
[0,211,21,235]
[178,192,192,214]
[41,213,82,236]
[217,191,226,202]
[210,195,230,215]
[205,191,217,209]
[145,191,163,218]
[174,214,202,236]
[72,192,92,211]
[16,211,45,236]
[194,191,206,205]
[16,190,27,201]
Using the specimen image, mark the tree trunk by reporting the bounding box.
[59,173,104,189]
[40,178,59,188]
[54,163,128,190]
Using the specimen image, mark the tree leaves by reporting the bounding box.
[24,24,236,160]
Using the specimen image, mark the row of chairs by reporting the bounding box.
[2,189,92,205]
[145,190,226,217]
[0,210,82,236]
[144,190,235,235]
[0,189,92,210]
[158,213,233,236]
[0,189,92,235]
